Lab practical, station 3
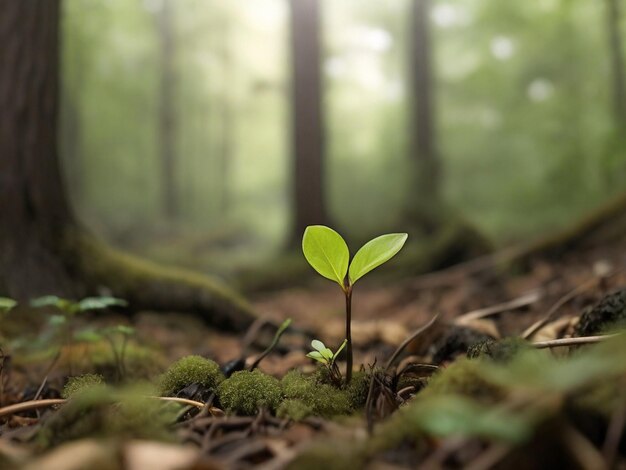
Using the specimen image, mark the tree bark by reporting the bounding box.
[158,0,178,220]
[407,0,441,229]
[289,0,327,242]
[0,0,257,332]
[606,0,626,127]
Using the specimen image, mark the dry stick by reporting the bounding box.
[521,270,622,340]
[384,312,440,372]
[0,395,210,419]
[532,334,617,349]
[33,350,62,403]
[408,245,524,291]
[562,422,607,470]
[455,290,542,325]
[602,387,626,466]
[0,399,66,418]
[464,443,512,470]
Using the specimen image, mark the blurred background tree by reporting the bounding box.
[50,0,626,280]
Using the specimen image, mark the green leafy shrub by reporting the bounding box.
[218,370,282,415]
[158,355,224,396]
[62,374,105,399]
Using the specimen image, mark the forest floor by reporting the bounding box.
[1,238,626,469]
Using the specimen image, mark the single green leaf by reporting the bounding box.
[306,351,327,364]
[31,295,65,309]
[0,297,17,311]
[311,339,326,353]
[320,348,334,360]
[348,233,408,284]
[333,339,348,361]
[78,297,128,312]
[302,226,349,288]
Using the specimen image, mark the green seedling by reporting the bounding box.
[31,296,128,374]
[306,339,347,385]
[302,226,407,383]
[74,325,136,381]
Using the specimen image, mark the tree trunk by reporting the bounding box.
[0,0,257,332]
[407,0,441,230]
[606,0,626,127]
[218,16,233,217]
[289,0,327,242]
[158,0,178,220]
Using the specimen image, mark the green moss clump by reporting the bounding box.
[158,355,224,396]
[218,370,282,415]
[276,399,314,421]
[344,370,371,409]
[467,337,531,362]
[420,358,503,403]
[281,370,352,417]
[62,374,105,399]
[38,385,177,448]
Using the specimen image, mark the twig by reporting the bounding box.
[532,334,616,349]
[561,422,607,470]
[385,312,440,372]
[408,246,524,291]
[522,272,617,339]
[456,290,542,325]
[0,395,211,418]
[0,399,66,417]
[602,384,626,466]
[150,396,206,409]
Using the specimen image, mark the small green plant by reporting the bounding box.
[31,296,128,374]
[306,339,347,385]
[302,226,407,383]
[74,324,136,380]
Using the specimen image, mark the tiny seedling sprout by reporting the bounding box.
[306,339,347,385]
[302,226,407,383]
[31,295,128,374]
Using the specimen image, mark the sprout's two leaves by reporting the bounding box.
[349,233,408,284]
[0,297,17,311]
[78,297,128,312]
[302,226,349,288]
